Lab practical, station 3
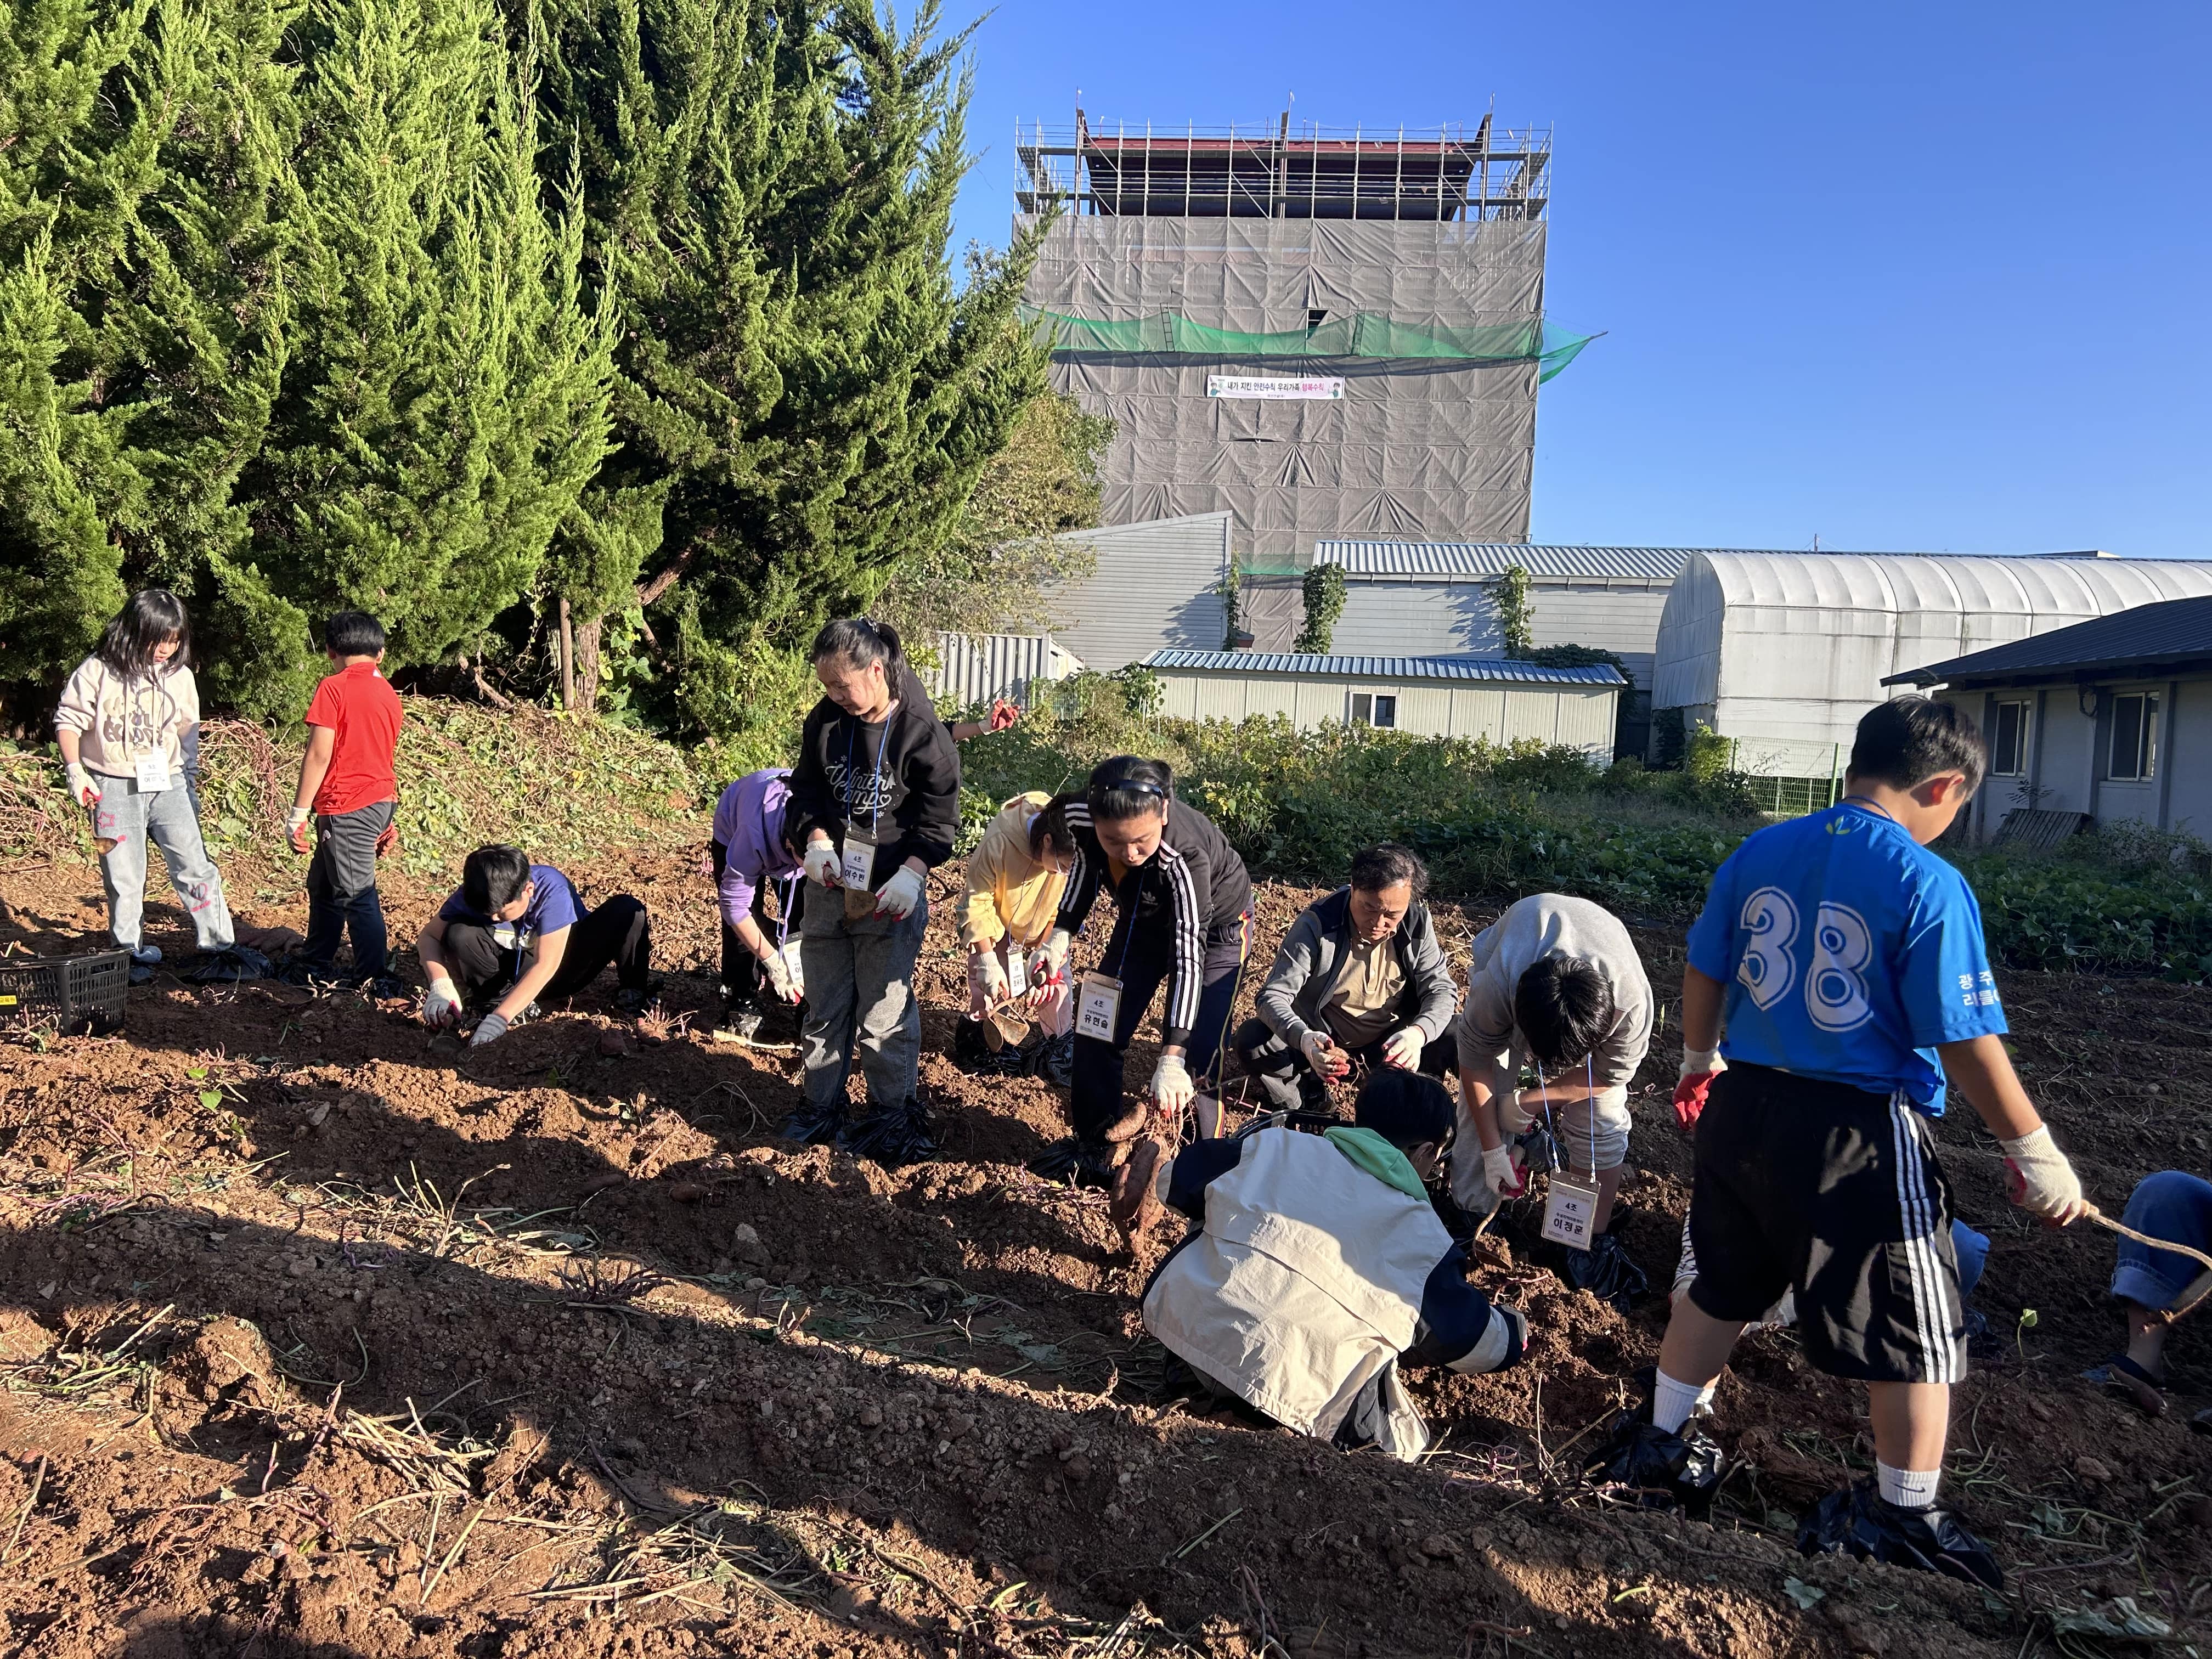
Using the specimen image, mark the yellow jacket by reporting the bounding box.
[960,792,1068,949]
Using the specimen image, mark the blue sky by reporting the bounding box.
[948,1,2209,560]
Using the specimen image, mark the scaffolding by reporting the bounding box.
[1014,106,1566,575]
[1015,112,1551,222]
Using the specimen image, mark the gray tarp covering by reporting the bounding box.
[1020,217,1545,565]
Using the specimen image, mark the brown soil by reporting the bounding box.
[3,838,2210,1658]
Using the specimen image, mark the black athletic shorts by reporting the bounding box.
[1686,1061,1965,1385]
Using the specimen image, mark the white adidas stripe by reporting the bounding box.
[1888,1094,1961,1385]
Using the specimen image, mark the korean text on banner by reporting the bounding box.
[1205,375,1346,401]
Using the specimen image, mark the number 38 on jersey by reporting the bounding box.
[1736,887,1875,1033]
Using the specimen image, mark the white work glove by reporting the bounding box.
[873,863,924,921]
[1299,1029,1345,1078]
[1150,1053,1195,1115]
[469,1012,510,1048]
[421,979,464,1030]
[1498,1087,1538,1137]
[286,806,312,854]
[973,947,1009,1006]
[1381,1026,1424,1070]
[1679,1046,1726,1080]
[762,949,799,1004]
[1482,1142,1526,1199]
[2001,1125,2088,1223]
[803,837,842,888]
[1029,928,1071,987]
[65,761,100,807]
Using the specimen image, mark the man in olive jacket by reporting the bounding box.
[1234,844,1458,1113]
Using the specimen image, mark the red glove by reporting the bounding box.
[1673,1047,1724,1131]
[988,698,1019,733]
[375,820,399,857]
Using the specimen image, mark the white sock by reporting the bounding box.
[1877,1462,1940,1509]
[1652,1370,1716,1434]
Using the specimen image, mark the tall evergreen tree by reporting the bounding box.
[227,0,616,713]
[520,0,1048,725]
[0,0,290,698]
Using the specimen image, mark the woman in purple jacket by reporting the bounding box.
[710,768,807,1037]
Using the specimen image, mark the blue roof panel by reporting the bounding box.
[1140,650,1625,686]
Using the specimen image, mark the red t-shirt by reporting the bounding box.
[305,662,403,815]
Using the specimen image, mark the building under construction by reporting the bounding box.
[1017,111,1590,574]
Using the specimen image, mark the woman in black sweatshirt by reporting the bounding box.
[783,618,961,1164]
[1029,755,1253,1186]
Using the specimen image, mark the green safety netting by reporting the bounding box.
[1019,306,1596,382]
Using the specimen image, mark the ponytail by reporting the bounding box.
[811,617,904,674]
[1028,791,1084,860]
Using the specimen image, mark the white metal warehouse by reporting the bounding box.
[1139,650,1624,758]
[1652,551,2212,777]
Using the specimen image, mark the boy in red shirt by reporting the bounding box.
[281,612,404,990]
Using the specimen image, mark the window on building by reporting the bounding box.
[1989,699,2030,776]
[2109,691,2159,781]
[1306,308,1329,330]
[1349,692,1397,729]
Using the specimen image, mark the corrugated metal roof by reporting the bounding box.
[1141,650,1624,686]
[1313,541,2114,582]
[1886,595,2212,686]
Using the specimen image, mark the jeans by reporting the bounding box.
[302,800,393,977]
[798,886,927,1114]
[442,895,652,1009]
[1068,913,1251,1143]
[89,775,234,952]
[1232,1014,1454,1112]
[2111,1171,2212,1310]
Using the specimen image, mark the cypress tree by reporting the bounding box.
[521,0,1048,726]
[227,0,616,713]
[0,0,289,699]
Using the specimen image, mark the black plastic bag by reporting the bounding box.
[839,1097,939,1167]
[1585,1411,1725,1517]
[1797,1481,2002,1590]
[1552,1229,1650,1311]
[185,945,272,985]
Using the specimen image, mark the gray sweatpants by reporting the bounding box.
[799,890,927,1113]
[88,775,235,952]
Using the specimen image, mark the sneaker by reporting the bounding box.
[129,945,162,966]
[616,984,661,1015]
[363,974,410,1001]
[780,1100,846,1146]
[1586,1406,1726,1517]
[274,956,336,989]
[1797,1480,2002,1590]
[839,1097,940,1167]
[1029,1135,1122,1189]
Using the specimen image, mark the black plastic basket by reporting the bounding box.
[0,949,130,1035]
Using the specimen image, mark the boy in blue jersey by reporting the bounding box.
[1595,698,2088,1589]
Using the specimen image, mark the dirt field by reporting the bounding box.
[3,834,2210,1658]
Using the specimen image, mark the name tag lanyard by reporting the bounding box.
[840,718,893,888]
[123,668,176,791]
[1540,1056,1602,1252]
[1076,860,1147,1044]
